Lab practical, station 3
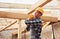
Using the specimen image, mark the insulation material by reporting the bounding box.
[41,25,53,39]
[53,22,60,39]
[41,22,60,39]
[0,29,18,39]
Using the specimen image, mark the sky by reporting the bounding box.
[0,0,38,4]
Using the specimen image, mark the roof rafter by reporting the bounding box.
[28,0,52,14]
[0,2,32,9]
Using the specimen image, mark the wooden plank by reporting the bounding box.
[0,11,58,22]
[0,20,17,32]
[18,19,22,39]
[0,11,28,19]
[28,0,52,14]
[41,16,58,22]
[0,2,32,9]
[42,22,50,30]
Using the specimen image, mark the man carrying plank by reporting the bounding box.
[22,7,44,39]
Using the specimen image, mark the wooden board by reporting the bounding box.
[0,2,31,9]
[0,11,58,22]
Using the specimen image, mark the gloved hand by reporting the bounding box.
[28,14,34,20]
[21,30,27,33]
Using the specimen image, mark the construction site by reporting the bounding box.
[0,0,60,39]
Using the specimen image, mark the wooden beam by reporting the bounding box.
[42,22,50,30]
[40,0,52,7]
[0,20,17,32]
[0,2,32,9]
[41,16,58,22]
[44,7,60,10]
[18,19,21,39]
[28,0,52,14]
[0,11,58,22]
[0,11,28,19]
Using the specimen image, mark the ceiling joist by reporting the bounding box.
[0,2,32,9]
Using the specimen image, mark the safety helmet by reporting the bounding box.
[36,7,44,14]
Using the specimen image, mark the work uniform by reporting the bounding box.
[25,18,42,39]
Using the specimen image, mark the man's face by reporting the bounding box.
[35,11,42,18]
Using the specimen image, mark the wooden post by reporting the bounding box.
[52,23,55,39]
[52,22,60,39]
[18,19,21,39]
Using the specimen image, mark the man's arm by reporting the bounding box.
[21,25,30,33]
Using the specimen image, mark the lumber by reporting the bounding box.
[0,11,58,22]
[0,2,31,9]
[0,21,17,32]
[0,11,28,19]
[41,16,58,22]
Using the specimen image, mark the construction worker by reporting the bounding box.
[22,7,44,39]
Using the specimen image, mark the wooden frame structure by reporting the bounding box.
[0,0,57,39]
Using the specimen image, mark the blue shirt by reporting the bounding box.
[25,18,42,39]
[25,18,42,32]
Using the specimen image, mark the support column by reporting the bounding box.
[18,19,22,39]
[52,22,60,39]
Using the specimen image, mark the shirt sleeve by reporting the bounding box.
[25,20,30,31]
[26,25,30,31]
